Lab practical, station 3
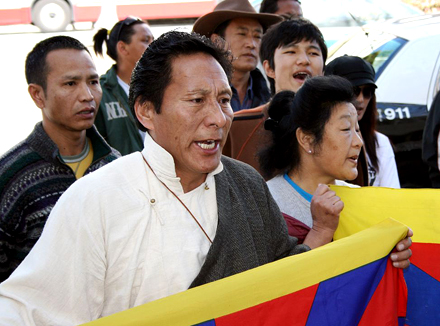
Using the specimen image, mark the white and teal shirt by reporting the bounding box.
[267,174,356,228]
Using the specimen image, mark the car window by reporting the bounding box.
[329,31,408,79]
[364,37,407,78]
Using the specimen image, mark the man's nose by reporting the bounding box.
[296,51,310,65]
[80,83,94,102]
[245,35,258,49]
[206,101,228,128]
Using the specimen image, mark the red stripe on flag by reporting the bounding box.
[358,258,407,325]
[410,243,440,281]
[216,284,319,326]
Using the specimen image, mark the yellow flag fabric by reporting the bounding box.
[330,186,440,244]
[82,219,407,326]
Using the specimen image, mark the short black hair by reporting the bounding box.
[25,36,89,91]
[259,75,354,179]
[260,0,301,14]
[213,19,231,38]
[129,31,233,132]
[259,0,280,13]
[260,18,327,95]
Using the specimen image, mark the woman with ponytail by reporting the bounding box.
[93,17,154,155]
[259,75,363,239]
[260,75,412,268]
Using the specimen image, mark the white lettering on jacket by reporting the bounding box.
[105,102,128,120]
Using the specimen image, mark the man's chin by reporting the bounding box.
[233,61,257,72]
[197,158,222,174]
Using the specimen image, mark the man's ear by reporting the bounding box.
[210,33,221,43]
[210,33,228,50]
[296,128,315,154]
[28,84,46,109]
[135,99,155,131]
[263,60,275,79]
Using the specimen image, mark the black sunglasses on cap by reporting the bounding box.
[114,16,144,42]
[353,85,375,99]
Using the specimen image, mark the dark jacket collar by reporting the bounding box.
[27,122,114,165]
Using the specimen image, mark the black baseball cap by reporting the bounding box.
[325,55,377,88]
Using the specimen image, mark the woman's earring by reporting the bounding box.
[308,150,312,154]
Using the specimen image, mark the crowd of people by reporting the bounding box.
[0,0,418,324]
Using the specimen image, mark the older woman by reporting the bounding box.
[325,55,400,188]
[93,17,154,155]
[260,75,411,268]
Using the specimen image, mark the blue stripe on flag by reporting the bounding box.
[306,257,387,325]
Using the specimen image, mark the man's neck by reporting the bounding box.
[179,171,208,193]
[42,122,88,156]
[231,70,251,105]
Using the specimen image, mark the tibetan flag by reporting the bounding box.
[331,186,440,326]
[83,219,407,326]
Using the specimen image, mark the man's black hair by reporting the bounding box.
[129,31,233,132]
[260,0,280,13]
[213,20,231,38]
[25,36,89,92]
[260,0,301,14]
[260,18,327,95]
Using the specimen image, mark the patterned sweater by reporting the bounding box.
[0,122,120,282]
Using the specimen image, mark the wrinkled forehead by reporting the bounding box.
[330,101,358,121]
[168,53,231,91]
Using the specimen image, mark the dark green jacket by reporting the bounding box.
[95,65,144,155]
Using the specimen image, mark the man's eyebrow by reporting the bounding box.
[61,75,81,80]
[187,88,232,97]
[236,26,263,33]
[219,88,232,97]
[187,89,210,96]
[240,25,263,33]
[61,73,99,80]
[89,73,99,79]
[308,44,321,52]
[282,42,321,52]
[282,42,299,49]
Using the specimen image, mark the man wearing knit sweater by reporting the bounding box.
[0,36,120,282]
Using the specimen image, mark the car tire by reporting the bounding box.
[32,0,71,33]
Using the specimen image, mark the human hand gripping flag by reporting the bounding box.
[331,185,440,326]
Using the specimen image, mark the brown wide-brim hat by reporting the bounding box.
[193,0,282,37]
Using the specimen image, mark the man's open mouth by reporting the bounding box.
[293,72,310,81]
[197,140,217,150]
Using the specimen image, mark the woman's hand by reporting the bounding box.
[391,228,413,269]
[303,184,343,249]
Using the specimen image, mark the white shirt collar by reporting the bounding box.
[116,75,130,97]
[141,132,223,194]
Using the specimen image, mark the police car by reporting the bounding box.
[328,14,440,187]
